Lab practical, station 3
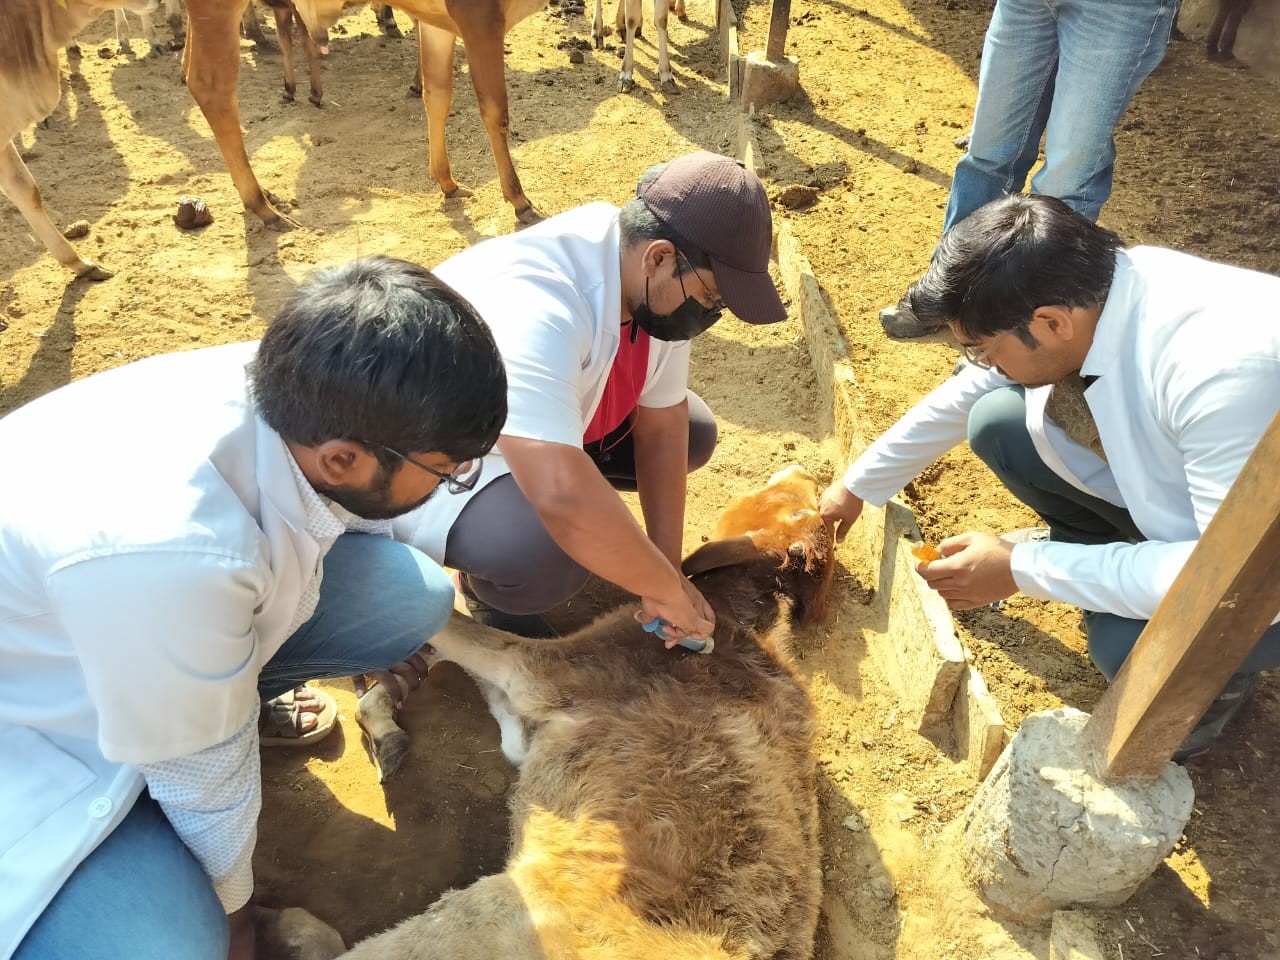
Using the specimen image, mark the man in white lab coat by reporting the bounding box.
[0,257,507,959]
[820,194,1280,761]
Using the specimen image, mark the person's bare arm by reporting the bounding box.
[631,400,690,567]
[500,435,714,640]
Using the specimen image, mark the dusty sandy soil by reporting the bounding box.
[1,0,1277,956]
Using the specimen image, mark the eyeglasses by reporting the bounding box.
[379,446,484,495]
[960,322,1030,370]
[677,251,725,319]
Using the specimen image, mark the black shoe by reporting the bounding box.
[458,574,555,638]
[879,298,945,339]
[1173,673,1259,762]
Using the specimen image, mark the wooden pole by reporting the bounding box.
[1084,410,1280,780]
[766,0,791,61]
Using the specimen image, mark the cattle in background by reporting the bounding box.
[180,0,548,229]
[347,465,830,959]
[594,0,687,92]
[1,0,158,280]
[113,0,185,56]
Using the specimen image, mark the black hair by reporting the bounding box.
[248,256,507,470]
[618,162,709,276]
[907,194,1124,341]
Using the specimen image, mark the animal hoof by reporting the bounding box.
[515,204,545,226]
[281,89,295,103]
[146,45,164,59]
[373,730,411,782]
[309,92,324,108]
[660,77,677,92]
[78,263,114,282]
[619,76,635,93]
[593,34,603,49]
[383,23,403,38]
[442,184,474,200]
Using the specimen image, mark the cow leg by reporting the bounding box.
[0,139,111,280]
[185,0,294,227]
[418,23,467,199]
[167,0,187,46]
[617,0,641,92]
[373,3,402,38]
[241,3,275,49]
[457,27,542,223]
[114,9,134,56]
[141,10,165,56]
[274,7,298,102]
[654,0,675,91]
[670,0,686,21]
[298,10,325,107]
[591,0,606,48]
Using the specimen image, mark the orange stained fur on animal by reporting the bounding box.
[181,0,547,229]
[341,465,832,959]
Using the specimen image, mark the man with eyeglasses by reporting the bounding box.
[821,193,1280,762]
[394,150,787,646]
[0,257,507,959]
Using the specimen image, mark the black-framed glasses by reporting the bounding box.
[960,321,1030,370]
[677,250,725,319]
[380,446,484,494]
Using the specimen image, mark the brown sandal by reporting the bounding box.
[259,684,338,747]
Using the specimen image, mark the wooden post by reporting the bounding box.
[766,0,791,61]
[1084,410,1280,780]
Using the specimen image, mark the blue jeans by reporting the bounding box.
[943,0,1174,231]
[16,533,454,960]
[968,386,1280,681]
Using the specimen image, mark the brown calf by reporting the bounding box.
[181,0,547,229]
[1,0,157,280]
[344,465,831,959]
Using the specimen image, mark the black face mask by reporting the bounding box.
[630,276,724,342]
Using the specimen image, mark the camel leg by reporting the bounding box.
[0,140,110,280]
[455,25,541,222]
[114,9,134,56]
[184,0,293,227]
[418,22,466,199]
[591,0,606,47]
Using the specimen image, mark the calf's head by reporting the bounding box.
[682,464,835,629]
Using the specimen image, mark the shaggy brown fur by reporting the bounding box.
[341,465,831,960]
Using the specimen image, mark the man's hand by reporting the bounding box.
[915,531,1018,610]
[354,648,432,709]
[228,903,256,960]
[819,481,864,542]
[639,578,715,647]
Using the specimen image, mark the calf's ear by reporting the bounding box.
[681,535,762,577]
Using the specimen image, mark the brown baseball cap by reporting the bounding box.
[637,151,786,325]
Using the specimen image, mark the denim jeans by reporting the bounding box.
[967,385,1280,680]
[16,533,454,960]
[943,0,1174,231]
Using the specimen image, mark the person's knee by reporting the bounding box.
[470,555,591,615]
[967,387,1031,473]
[1084,610,1143,681]
[688,415,718,472]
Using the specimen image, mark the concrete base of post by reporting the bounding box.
[963,708,1194,924]
[741,50,799,109]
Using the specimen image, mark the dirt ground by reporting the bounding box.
[1,0,1277,957]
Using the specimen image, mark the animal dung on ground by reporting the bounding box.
[173,196,214,230]
[62,220,91,240]
[773,184,820,210]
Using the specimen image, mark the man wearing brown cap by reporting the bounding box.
[392,150,786,648]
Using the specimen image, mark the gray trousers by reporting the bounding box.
[968,385,1280,681]
[443,391,717,615]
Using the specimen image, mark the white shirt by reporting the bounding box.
[843,247,1280,621]
[0,343,340,955]
[393,202,691,560]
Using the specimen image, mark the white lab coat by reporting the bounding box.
[844,246,1280,621]
[0,342,318,955]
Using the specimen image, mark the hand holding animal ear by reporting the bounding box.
[638,578,715,647]
[819,481,864,542]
